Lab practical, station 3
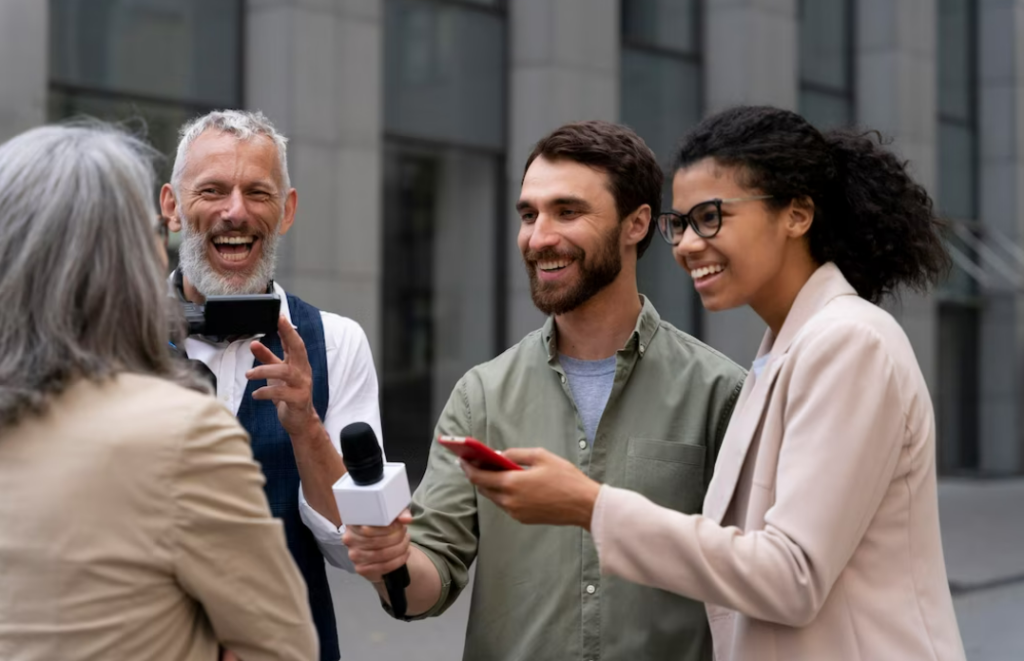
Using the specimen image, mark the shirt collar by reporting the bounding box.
[273,281,297,330]
[542,295,661,362]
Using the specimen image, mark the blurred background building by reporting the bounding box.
[1,0,1022,483]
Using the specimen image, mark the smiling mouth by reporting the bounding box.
[211,235,256,263]
[537,258,573,273]
[689,264,725,281]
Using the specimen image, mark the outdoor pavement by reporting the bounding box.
[327,478,1024,660]
[940,478,1024,661]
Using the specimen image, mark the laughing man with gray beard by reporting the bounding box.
[159,110,382,661]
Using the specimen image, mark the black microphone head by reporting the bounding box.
[340,422,384,485]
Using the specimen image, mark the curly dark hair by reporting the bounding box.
[524,120,663,259]
[672,106,951,303]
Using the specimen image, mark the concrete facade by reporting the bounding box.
[506,0,621,342]
[247,0,384,354]
[12,0,1023,475]
[978,0,1024,472]
[0,1,48,144]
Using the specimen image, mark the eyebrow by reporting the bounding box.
[192,178,279,192]
[516,196,590,212]
[551,196,590,208]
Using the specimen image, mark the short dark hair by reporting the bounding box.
[523,120,663,259]
[673,106,951,303]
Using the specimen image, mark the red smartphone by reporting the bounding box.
[437,436,523,471]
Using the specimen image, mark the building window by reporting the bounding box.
[798,0,855,128]
[937,0,978,221]
[50,0,243,165]
[936,0,980,474]
[49,0,245,265]
[382,0,506,485]
[620,0,703,336]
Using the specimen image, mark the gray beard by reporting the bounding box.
[177,211,281,297]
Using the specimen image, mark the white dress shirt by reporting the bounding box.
[183,282,383,571]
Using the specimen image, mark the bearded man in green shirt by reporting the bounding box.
[345,120,745,661]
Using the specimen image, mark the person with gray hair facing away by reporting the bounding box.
[0,122,317,660]
[159,109,383,661]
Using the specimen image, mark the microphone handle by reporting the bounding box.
[383,564,411,618]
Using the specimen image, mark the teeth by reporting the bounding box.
[538,259,571,271]
[690,264,724,280]
[220,251,249,262]
[213,236,255,245]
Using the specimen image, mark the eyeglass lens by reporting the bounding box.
[659,201,722,242]
[690,202,721,237]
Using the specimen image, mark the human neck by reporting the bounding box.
[180,273,206,305]
[750,249,820,337]
[554,275,642,360]
[179,272,270,306]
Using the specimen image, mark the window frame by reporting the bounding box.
[797,0,857,127]
[936,0,980,226]
[48,0,246,115]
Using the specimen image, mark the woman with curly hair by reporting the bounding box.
[461,106,967,660]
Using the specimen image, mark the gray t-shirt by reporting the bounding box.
[559,353,617,445]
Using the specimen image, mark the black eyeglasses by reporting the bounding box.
[657,195,774,244]
[155,215,170,248]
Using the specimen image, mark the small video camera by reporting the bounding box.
[181,294,282,337]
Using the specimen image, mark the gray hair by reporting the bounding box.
[0,121,206,429]
[170,109,290,194]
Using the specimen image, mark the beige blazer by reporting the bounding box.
[593,264,966,661]
[0,373,317,661]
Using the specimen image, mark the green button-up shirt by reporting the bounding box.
[405,297,745,661]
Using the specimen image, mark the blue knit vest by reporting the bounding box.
[237,293,340,661]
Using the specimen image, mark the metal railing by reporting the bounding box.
[948,222,1024,292]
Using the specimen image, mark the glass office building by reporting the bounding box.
[3,0,1019,479]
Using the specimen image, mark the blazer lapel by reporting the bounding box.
[703,353,783,524]
[702,263,859,524]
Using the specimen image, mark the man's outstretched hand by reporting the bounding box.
[247,316,320,440]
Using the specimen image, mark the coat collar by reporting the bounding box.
[757,262,857,361]
[542,295,660,363]
[703,263,859,524]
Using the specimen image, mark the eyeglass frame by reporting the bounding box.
[656,195,775,244]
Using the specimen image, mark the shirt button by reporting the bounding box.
[586,584,596,594]
[560,374,567,384]
[639,343,646,356]
[578,439,587,449]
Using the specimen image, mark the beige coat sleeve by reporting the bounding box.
[592,322,907,627]
[171,399,318,661]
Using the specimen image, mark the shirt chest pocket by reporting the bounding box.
[624,437,706,515]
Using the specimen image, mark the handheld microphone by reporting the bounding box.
[335,422,412,618]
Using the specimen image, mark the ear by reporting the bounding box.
[278,188,298,235]
[622,204,651,250]
[785,196,815,239]
[159,184,181,232]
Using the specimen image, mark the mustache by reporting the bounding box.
[523,246,583,263]
[202,220,268,240]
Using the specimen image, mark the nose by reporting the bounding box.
[527,213,560,253]
[672,224,706,264]
[222,188,247,225]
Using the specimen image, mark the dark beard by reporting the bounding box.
[524,223,622,315]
